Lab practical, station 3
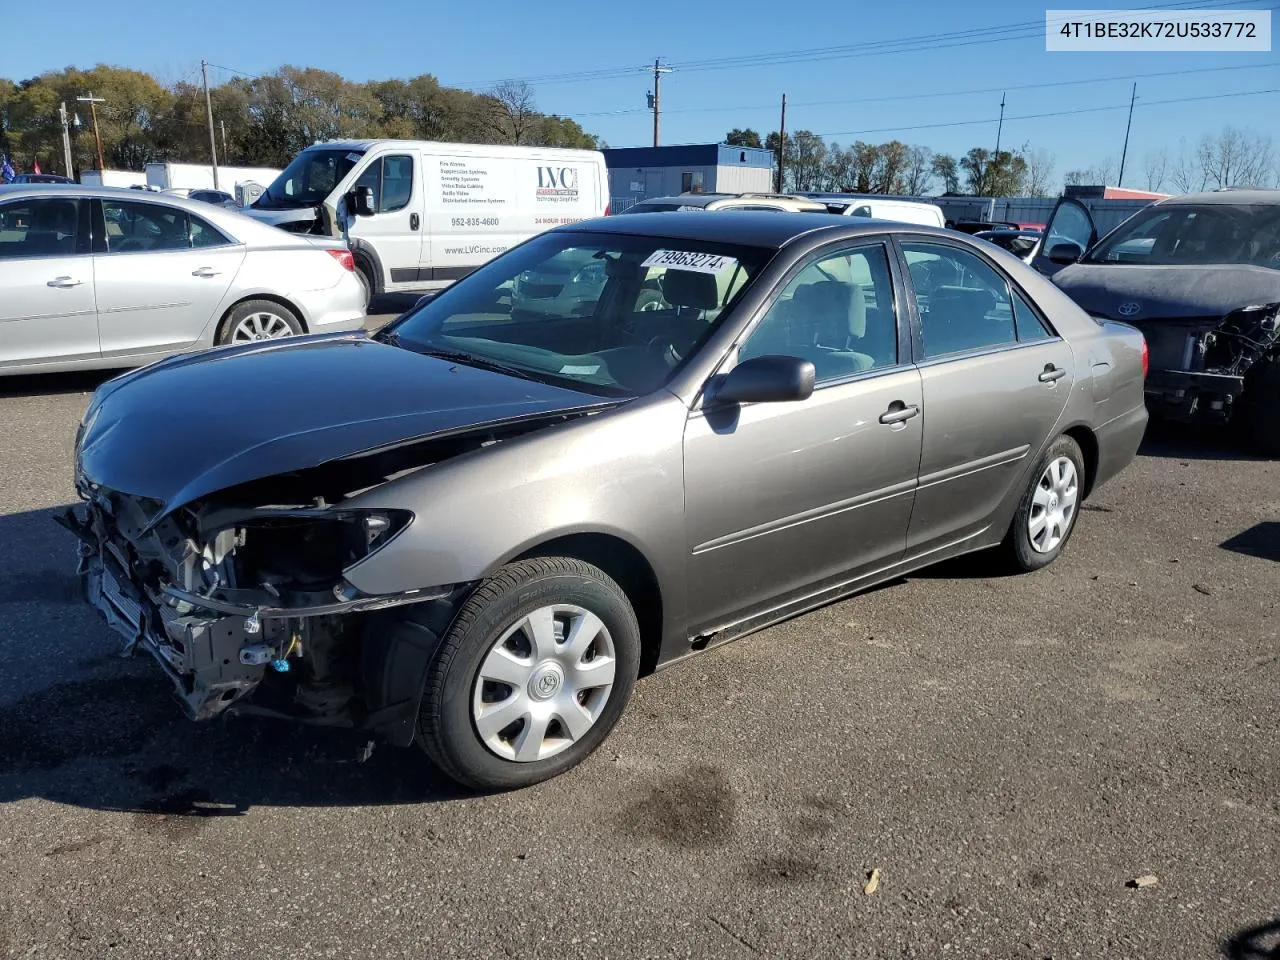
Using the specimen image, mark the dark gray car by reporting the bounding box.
[63,212,1148,790]
[1032,189,1280,453]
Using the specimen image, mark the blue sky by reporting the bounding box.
[5,0,1277,183]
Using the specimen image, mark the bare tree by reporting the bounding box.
[1196,126,1275,188]
[1170,138,1208,193]
[903,145,934,195]
[1142,148,1168,192]
[1062,157,1118,189]
[1024,148,1056,197]
[485,79,538,145]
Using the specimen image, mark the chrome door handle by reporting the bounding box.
[47,276,83,288]
[879,402,920,425]
[1039,365,1067,383]
[192,267,221,278]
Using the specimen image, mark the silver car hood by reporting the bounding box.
[77,333,618,518]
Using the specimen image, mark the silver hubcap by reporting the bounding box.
[472,604,616,763]
[231,311,293,343]
[1029,456,1079,553]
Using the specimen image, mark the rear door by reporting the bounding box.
[346,151,425,290]
[1030,197,1097,277]
[898,237,1076,555]
[92,197,241,357]
[0,195,100,368]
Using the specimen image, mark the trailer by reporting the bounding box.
[80,169,148,189]
[144,162,282,198]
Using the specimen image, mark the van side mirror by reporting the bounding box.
[348,185,376,218]
[710,355,816,406]
[1047,241,1083,265]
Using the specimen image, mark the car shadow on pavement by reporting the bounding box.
[0,368,121,400]
[1223,917,1280,959]
[0,506,471,817]
[1137,418,1270,463]
[1221,522,1280,564]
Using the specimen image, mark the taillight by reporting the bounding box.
[326,249,355,272]
[1140,337,1149,378]
[603,204,611,216]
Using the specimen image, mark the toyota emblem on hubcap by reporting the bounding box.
[528,663,564,701]
[1117,301,1141,317]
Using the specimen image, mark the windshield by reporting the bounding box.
[378,231,771,397]
[257,148,365,209]
[619,201,704,214]
[1087,203,1280,268]
[981,232,1040,256]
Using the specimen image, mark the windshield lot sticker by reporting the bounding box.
[559,364,601,376]
[641,250,739,274]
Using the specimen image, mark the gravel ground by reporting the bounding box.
[0,369,1276,960]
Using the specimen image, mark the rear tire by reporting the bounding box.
[353,257,375,310]
[1239,358,1280,457]
[415,557,640,792]
[1000,434,1086,573]
[215,299,303,345]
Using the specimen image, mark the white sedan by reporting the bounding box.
[0,184,367,376]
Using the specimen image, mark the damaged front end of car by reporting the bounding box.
[57,411,594,747]
[1138,301,1280,423]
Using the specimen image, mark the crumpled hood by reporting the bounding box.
[1052,262,1280,321]
[77,333,612,514]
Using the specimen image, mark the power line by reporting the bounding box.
[449,0,1256,88]
[810,87,1279,140]
[564,61,1278,120]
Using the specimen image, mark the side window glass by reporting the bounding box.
[103,201,191,253]
[902,242,1016,360]
[1013,290,1054,342]
[190,214,231,248]
[380,155,414,212]
[0,198,81,258]
[740,243,899,381]
[354,162,382,211]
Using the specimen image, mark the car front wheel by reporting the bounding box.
[1001,434,1085,572]
[415,557,640,791]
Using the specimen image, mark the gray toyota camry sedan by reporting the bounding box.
[63,211,1148,790]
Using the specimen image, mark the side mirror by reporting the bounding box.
[711,355,816,406]
[1047,241,1083,265]
[348,185,376,218]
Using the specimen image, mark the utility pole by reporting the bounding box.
[988,91,1006,196]
[202,60,220,190]
[645,58,672,147]
[58,102,74,180]
[776,93,787,192]
[1117,82,1137,187]
[220,119,227,158]
[76,93,106,174]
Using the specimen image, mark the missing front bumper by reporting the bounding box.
[1144,369,1245,424]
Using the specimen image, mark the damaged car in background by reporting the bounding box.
[62,211,1147,790]
[1032,189,1280,454]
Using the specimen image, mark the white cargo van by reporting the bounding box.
[803,193,947,228]
[243,139,609,299]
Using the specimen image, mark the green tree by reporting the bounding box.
[931,153,960,194]
[725,128,763,148]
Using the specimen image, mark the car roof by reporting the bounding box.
[560,209,939,248]
[1160,189,1280,206]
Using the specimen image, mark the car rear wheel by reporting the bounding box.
[415,557,640,791]
[216,300,303,345]
[1000,434,1085,572]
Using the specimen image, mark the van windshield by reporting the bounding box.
[256,149,365,209]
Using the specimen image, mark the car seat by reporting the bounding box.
[24,200,78,256]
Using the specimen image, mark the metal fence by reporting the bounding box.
[609,196,640,214]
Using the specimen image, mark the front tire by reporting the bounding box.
[416,558,640,791]
[1000,434,1085,572]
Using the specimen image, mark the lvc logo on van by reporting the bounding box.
[536,167,579,199]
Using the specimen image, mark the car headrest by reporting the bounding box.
[792,280,868,343]
[660,269,720,310]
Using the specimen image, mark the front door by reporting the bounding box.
[92,198,241,358]
[898,238,1076,555]
[684,240,923,634]
[0,195,99,368]
[345,153,424,289]
[1030,197,1097,277]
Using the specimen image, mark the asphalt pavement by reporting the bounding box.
[0,366,1277,959]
